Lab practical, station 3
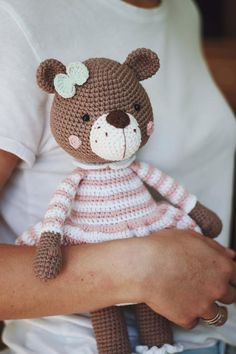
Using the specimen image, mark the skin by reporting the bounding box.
[0,0,235,332]
[123,0,161,9]
[0,149,236,328]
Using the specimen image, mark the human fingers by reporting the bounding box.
[229,271,236,291]
[146,300,199,330]
[180,318,199,330]
[141,231,234,329]
[203,236,235,258]
[212,255,236,299]
[221,258,236,288]
[225,248,236,259]
[158,303,227,330]
[219,284,236,304]
[201,303,228,327]
[201,303,224,322]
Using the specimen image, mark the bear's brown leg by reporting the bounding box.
[134,303,173,347]
[91,306,132,354]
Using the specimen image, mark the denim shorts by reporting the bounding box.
[126,308,236,354]
[131,341,236,354]
[182,342,236,354]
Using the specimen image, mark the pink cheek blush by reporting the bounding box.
[68,135,82,149]
[146,121,154,136]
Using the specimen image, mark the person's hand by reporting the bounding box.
[132,229,236,329]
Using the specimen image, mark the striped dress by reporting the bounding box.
[17,160,201,246]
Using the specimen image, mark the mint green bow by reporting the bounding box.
[54,62,89,98]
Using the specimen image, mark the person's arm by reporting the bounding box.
[1,228,236,329]
[0,150,20,189]
[1,150,236,329]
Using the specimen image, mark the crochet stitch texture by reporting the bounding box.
[18,161,200,246]
[17,48,222,354]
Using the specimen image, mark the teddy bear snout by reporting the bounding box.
[90,113,142,161]
[106,110,130,129]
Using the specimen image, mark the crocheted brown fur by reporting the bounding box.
[37,53,158,163]
[91,306,131,354]
[33,48,223,353]
[189,202,223,238]
[33,232,62,280]
[135,304,173,347]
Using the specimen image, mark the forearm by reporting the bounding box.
[0,240,141,320]
[0,229,236,328]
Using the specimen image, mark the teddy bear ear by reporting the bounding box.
[36,59,66,93]
[124,48,160,81]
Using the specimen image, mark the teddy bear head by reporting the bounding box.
[36,48,159,163]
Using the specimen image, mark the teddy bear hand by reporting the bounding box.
[189,202,223,238]
[33,231,62,280]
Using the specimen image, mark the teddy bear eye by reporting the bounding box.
[134,103,141,112]
[81,114,90,122]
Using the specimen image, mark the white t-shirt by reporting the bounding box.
[0,0,235,352]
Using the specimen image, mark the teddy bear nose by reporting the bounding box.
[106,110,130,129]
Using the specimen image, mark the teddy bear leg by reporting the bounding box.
[91,306,132,354]
[134,303,173,347]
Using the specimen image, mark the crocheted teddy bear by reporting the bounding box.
[17,48,222,354]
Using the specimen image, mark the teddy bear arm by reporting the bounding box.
[33,169,83,280]
[41,169,83,236]
[189,201,223,238]
[131,161,197,214]
[131,161,222,237]
[33,231,62,280]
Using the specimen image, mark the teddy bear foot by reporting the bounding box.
[135,343,183,354]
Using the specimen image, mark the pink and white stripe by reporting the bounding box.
[131,161,197,213]
[17,160,200,246]
[41,169,83,236]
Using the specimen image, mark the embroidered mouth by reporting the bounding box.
[90,113,141,161]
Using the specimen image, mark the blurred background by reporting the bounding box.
[194,0,236,251]
[196,0,236,38]
[195,0,236,111]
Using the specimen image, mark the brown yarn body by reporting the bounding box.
[34,49,223,352]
